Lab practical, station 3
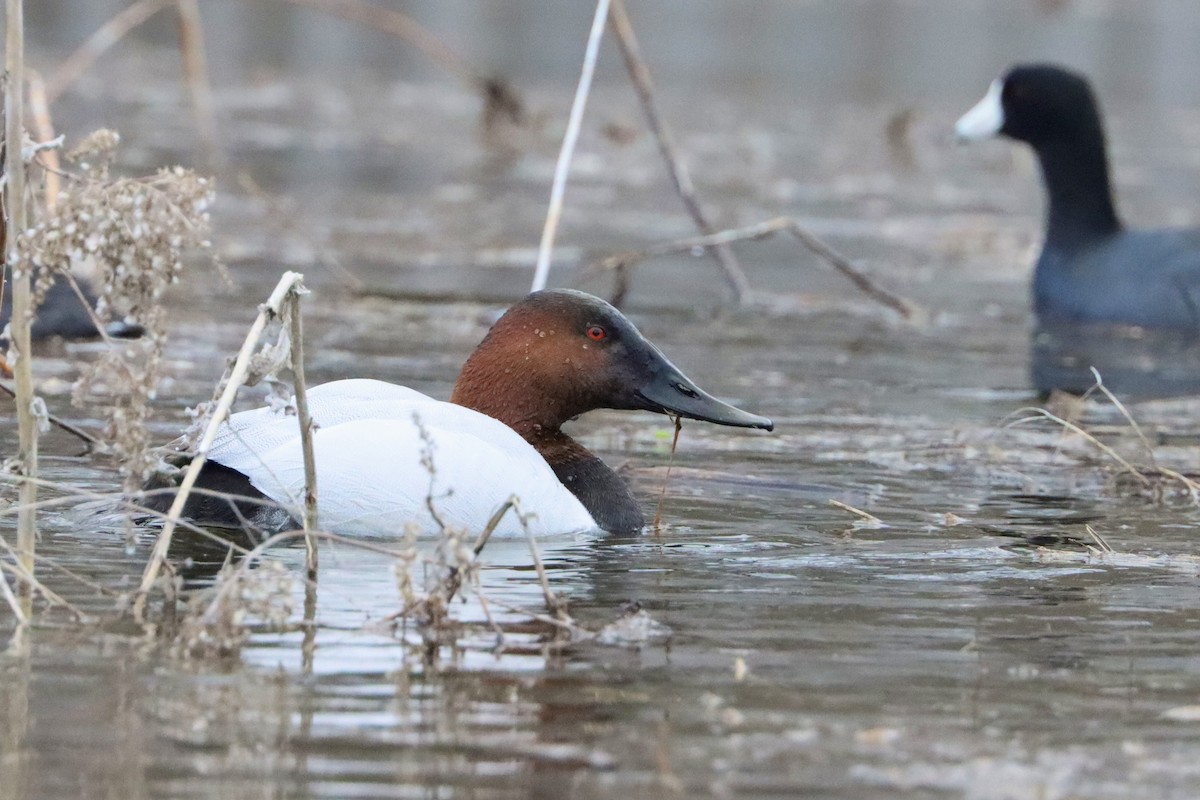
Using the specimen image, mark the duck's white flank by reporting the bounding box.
[208,379,597,537]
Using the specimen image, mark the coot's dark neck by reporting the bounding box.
[1034,137,1122,250]
[528,430,644,534]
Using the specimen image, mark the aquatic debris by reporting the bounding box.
[595,601,672,647]
[1030,546,1200,577]
[173,559,296,660]
[829,498,887,529]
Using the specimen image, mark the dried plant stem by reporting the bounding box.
[1005,407,1151,485]
[591,216,922,320]
[286,288,319,583]
[828,499,883,524]
[6,0,38,617]
[270,0,476,88]
[0,381,99,450]
[608,0,749,301]
[44,0,174,104]
[0,561,26,624]
[652,415,682,531]
[517,500,570,624]
[25,70,59,212]
[173,0,219,159]
[0,536,85,620]
[1087,367,1157,467]
[530,0,612,293]
[133,271,307,620]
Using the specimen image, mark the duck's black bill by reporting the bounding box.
[635,356,774,432]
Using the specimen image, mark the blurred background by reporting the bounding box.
[25,0,1200,312]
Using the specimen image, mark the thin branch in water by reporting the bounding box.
[608,0,749,301]
[828,499,884,525]
[530,0,612,293]
[584,216,923,320]
[0,381,100,451]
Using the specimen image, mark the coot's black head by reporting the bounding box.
[956,63,1104,148]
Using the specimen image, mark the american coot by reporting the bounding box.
[147,289,773,537]
[956,63,1200,331]
[0,268,143,340]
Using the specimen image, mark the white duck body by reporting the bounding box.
[208,379,597,537]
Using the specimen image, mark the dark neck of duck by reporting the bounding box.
[1034,136,1122,251]
[528,430,645,534]
[450,337,645,534]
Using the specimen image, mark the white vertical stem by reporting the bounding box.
[530,0,611,293]
[6,0,38,616]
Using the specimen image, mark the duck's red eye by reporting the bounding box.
[587,325,607,341]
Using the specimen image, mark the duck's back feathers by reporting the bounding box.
[208,379,597,537]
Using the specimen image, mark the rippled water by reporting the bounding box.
[7,2,1200,798]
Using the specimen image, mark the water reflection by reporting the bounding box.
[1032,321,1200,397]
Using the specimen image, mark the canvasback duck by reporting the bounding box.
[153,289,772,537]
[956,64,1200,330]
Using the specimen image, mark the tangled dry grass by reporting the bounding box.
[15,130,215,493]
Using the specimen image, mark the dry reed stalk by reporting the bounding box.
[132,271,308,621]
[43,0,174,104]
[173,0,219,160]
[25,70,59,212]
[286,287,319,582]
[6,0,38,617]
[589,216,922,320]
[0,562,26,624]
[42,0,218,158]
[608,0,750,301]
[1004,406,1151,485]
[271,0,476,87]
[530,0,612,293]
[651,415,682,531]
[518,501,570,624]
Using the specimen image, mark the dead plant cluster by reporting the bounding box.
[172,558,295,660]
[14,129,215,489]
